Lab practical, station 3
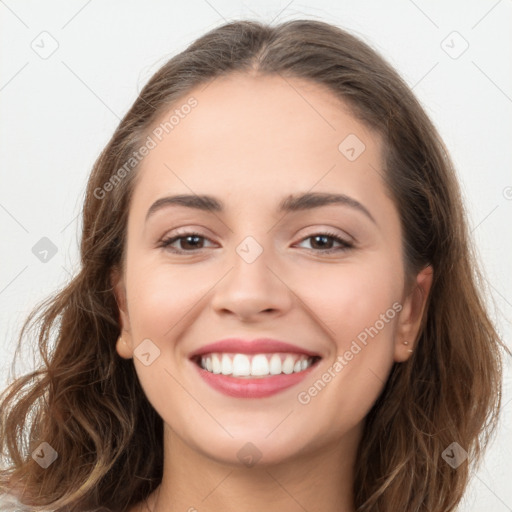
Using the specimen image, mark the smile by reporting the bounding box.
[191,353,322,399]
[195,352,320,378]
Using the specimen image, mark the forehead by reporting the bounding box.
[133,72,388,216]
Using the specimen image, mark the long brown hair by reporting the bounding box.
[0,19,507,512]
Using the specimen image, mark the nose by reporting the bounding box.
[210,242,293,322]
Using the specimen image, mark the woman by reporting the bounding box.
[0,19,507,512]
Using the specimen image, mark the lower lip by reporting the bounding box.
[192,360,318,398]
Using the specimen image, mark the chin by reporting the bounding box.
[180,426,319,469]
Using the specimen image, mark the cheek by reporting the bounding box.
[125,258,215,339]
[290,264,400,437]
[125,249,401,352]
[298,259,401,346]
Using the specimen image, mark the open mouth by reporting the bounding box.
[192,352,322,378]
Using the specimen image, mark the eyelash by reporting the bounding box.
[158,230,354,255]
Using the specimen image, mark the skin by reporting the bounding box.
[113,72,433,512]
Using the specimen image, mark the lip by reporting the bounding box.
[188,337,322,359]
[192,359,320,398]
[188,337,322,399]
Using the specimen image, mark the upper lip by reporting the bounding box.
[189,338,322,359]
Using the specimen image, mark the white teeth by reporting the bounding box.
[198,352,316,377]
[282,355,295,374]
[251,354,270,376]
[232,354,251,376]
[211,354,222,374]
[269,354,282,375]
[221,354,232,375]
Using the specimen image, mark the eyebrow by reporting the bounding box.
[145,191,376,224]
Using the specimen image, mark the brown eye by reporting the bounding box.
[159,232,214,253]
[158,231,353,255]
[297,232,353,253]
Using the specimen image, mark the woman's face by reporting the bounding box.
[114,73,431,465]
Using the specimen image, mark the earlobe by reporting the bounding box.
[116,333,133,359]
[394,265,434,362]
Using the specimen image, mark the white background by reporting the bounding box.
[1,1,511,510]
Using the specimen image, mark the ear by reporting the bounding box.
[394,265,434,362]
[111,267,134,359]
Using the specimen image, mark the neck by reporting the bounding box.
[149,423,361,512]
